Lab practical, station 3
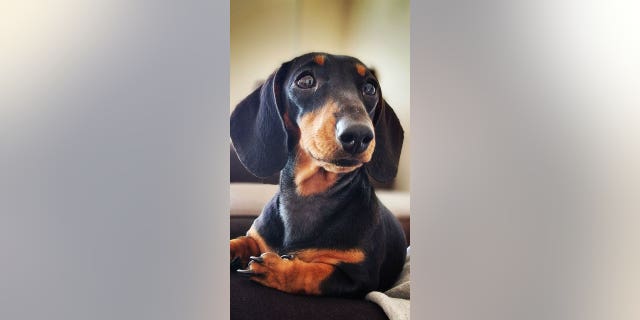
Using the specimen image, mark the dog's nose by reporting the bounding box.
[336,121,374,155]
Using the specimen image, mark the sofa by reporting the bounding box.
[230,146,410,320]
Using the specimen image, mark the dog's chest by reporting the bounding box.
[278,196,335,245]
[276,193,375,250]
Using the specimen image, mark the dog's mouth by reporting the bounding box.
[307,151,363,172]
[332,158,361,167]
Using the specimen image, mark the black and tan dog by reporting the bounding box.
[230,52,406,298]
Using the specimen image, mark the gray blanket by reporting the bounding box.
[365,247,411,320]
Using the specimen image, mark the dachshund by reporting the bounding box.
[230,52,406,298]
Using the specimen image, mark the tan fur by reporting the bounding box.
[247,249,365,295]
[230,236,260,265]
[313,54,326,65]
[294,101,376,195]
[298,101,342,161]
[246,226,272,253]
[294,148,339,196]
[230,227,272,266]
[294,248,365,264]
[356,63,367,76]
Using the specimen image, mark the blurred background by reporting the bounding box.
[1,1,227,319]
[230,0,410,191]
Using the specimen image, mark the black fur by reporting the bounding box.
[230,63,291,178]
[367,99,404,182]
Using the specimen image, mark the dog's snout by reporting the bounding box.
[336,120,374,155]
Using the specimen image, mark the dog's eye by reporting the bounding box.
[295,74,316,89]
[363,82,376,96]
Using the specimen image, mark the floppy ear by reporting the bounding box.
[365,98,404,183]
[230,63,290,178]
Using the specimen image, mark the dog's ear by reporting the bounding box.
[231,63,290,178]
[365,98,404,183]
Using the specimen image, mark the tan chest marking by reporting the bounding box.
[294,148,339,196]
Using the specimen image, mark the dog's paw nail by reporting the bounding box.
[280,254,294,260]
[236,269,255,276]
[249,256,264,263]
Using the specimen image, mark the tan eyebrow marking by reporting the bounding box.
[313,54,325,65]
[356,63,366,76]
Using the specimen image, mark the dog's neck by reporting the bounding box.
[276,147,376,247]
[281,147,369,197]
[289,148,338,196]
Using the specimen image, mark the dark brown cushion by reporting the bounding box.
[231,272,389,320]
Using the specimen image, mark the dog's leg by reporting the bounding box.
[230,236,262,267]
[230,227,272,268]
[238,249,366,295]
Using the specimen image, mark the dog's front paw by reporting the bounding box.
[237,252,293,289]
[238,252,333,295]
[230,236,262,269]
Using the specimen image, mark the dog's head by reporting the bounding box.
[231,53,404,183]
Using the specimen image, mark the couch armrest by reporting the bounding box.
[230,183,409,218]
